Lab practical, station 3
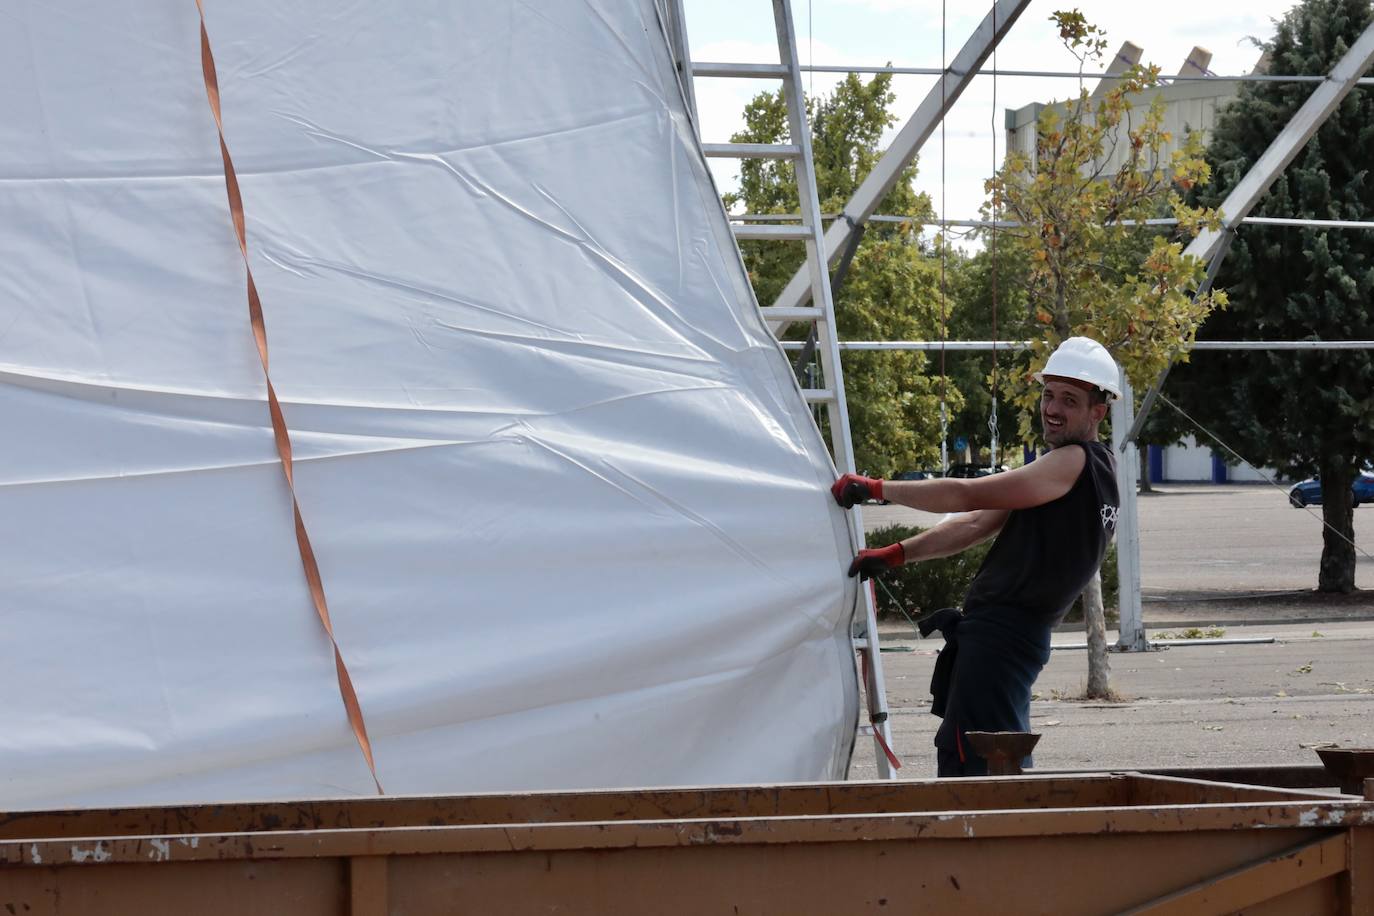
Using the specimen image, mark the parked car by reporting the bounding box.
[946,463,1008,479]
[894,469,942,481]
[1287,472,1374,508]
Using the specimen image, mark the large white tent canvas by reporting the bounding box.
[0,0,861,807]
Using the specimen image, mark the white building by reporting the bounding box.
[1004,43,1249,174]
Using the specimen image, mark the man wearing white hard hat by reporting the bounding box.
[832,336,1121,777]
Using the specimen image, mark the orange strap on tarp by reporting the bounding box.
[195,0,383,795]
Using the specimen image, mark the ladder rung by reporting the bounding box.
[703,142,800,160]
[692,62,790,79]
[732,224,813,240]
[759,306,824,321]
[802,388,835,404]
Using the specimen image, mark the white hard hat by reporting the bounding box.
[1033,336,1122,400]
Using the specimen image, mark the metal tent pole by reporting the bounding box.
[1110,374,1147,652]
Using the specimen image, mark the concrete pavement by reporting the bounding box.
[850,620,1374,780]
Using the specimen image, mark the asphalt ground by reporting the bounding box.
[850,484,1374,780]
[851,620,1374,780]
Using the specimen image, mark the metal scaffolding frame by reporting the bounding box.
[778,340,1374,351]
[680,0,1374,684]
[794,63,1374,85]
[730,213,1374,231]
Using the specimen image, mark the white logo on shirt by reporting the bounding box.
[1100,504,1119,532]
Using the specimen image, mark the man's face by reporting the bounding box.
[1040,378,1108,448]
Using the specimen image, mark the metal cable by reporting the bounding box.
[937,0,950,474]
[875,576,925,640]
[987,0,999,471]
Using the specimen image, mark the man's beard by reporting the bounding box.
[1043,416,1088,447]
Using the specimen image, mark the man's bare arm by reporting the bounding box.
[899,509,1009,563]
[881,445,1087,513]
[846,508,1010,579]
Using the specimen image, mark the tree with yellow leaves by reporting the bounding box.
[983,11,1227,698]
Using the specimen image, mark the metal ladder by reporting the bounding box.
[665,0,898,778]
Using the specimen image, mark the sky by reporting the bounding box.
[682,0,1302,245]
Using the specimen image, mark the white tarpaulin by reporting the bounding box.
[0,0,860,808]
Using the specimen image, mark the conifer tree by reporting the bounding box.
[1174,0,1374,592]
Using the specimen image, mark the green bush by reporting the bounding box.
[865,523,1118,623]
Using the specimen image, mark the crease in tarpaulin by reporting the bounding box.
[423,316,716,367]
[0,109,665,184]
[258,244,717,361]
[193,0,382,795]
[363,144,740,356]
[491,420,810,496]
[526,181,740,355]
[580,0,664,97]
[242,139,741,357]
[272,108,661,166]
[250,123,745,360]
[366,626,844,749]
[0,392,812,490]
[0,436,483,491]
[259,248,573,337]
[664,112,690,295]
[514,428,780,579]
[0,363,757,435]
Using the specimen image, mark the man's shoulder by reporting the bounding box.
[1077,439,1116,468]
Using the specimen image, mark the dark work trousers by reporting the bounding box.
[923,608,1053,777]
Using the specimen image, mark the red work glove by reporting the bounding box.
[848,542,905,580]
[831,473,884,508]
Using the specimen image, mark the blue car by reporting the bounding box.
[1288,472,1374,508]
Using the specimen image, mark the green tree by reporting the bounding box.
[723,72,955,476]
[1172,0,1374,592]
[946,242,1032,466]
[949,222,1195,486]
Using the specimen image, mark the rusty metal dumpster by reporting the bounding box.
[2,773,1372,915]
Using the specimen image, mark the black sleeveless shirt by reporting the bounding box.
[962,441,1119,627]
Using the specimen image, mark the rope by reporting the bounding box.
[807,0,814,95]
[987,0,1000,470]
[195,0,383,794]
[875,576,925,639]
[938,0,950,474]
[1157,394,1374,563]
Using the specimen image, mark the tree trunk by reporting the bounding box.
[1138,445,1153,494]
[1318,459,1357,593]
[1083,569,1111,698]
